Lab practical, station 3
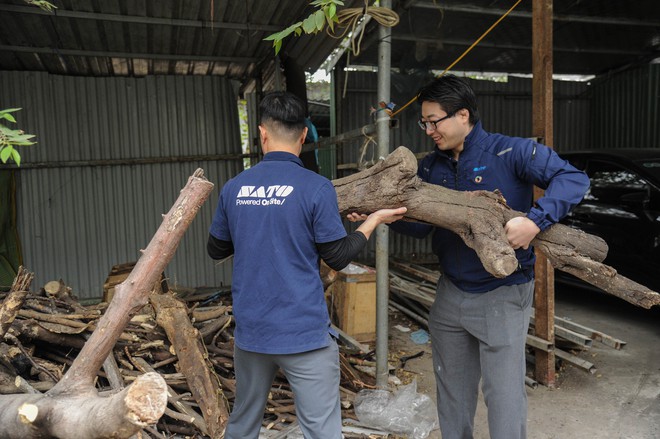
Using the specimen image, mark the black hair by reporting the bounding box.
[417,75,480,125]
[259,91,307,138]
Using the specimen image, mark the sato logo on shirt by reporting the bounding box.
[235,185,294,206]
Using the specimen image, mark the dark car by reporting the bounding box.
[555,149,660,294]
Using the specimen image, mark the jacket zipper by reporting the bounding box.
[451,157,462,286]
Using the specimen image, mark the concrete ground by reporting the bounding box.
[388,284,660,439]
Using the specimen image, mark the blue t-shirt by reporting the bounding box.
[209,151,347,354]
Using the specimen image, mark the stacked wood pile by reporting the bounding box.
[387,259,627,386]
[0,275,386,438]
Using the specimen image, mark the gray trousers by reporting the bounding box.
[225,336,342,439]
[429,276,533,439]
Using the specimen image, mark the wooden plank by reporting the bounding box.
[331,324,371,354]
[389,274,435,308]
[532,0,556,387]
[390,259,441,284]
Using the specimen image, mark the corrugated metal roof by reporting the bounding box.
[1,0,659,88]
[0,0,363,91]
[349,0,660,76]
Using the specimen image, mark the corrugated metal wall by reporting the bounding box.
[589,64,660,149]
[337,71,592,261]
[1,71,242,301]
[4,66,657,296]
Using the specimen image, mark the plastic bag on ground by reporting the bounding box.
[353,380,439,439]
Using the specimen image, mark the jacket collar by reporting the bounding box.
[432,121,487,161]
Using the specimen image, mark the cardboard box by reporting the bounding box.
[328,262,376,342]
[103,262,167,303]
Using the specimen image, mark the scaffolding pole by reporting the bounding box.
[375,0,393,389]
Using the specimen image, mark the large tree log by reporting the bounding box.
[0,169,214,438]
[333,146,660,309]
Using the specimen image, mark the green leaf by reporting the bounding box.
[295,27,302,36]
[0,108,21,114]
[325,12,335,32]
[9,134,35,144]
[265,21,302,42]
[0,146,12,163]
[328,3,337,18]
[274,39,282,55]
[302,15,317,34]
[263,31,282,42]
[11,148,20,166]
[315,10,325,31]
[0,113,16,123]
[279,21,303,39]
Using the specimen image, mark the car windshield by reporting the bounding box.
[634,158,660,184]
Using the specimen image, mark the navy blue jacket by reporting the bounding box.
[391,122,590,293]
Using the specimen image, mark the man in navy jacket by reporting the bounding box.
[390,75,590,439]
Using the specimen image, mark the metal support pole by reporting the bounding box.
[375,0,393,389]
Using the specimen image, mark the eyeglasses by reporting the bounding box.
[417,112,455,131]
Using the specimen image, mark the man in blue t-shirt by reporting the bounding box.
[208,91,406,438]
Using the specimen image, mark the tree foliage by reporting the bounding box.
[264,0,343,55]
[0,109,36,167]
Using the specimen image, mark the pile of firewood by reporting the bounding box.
[386,258,628,386]
[0,275,382,438]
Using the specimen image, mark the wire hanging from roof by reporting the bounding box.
[390,0,523,118]
[329,0,400,57]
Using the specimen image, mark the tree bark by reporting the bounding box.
[0,169,214,438]
[150,291,230,438]
[332,146,660,309]
[0,266,33,339]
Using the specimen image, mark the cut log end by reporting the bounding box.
[18,403,39,424]
[125,373,168,426]
[491,254,520,278]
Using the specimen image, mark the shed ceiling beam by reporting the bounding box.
[0,4,282,32]
[412,1,660,27]
[0,45,258,64]
[393,35,646,56]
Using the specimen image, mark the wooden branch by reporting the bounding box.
[102,351,125,391]
[0,372,167,439]
[0,267,33,339]
[52,169,214,394]
[150,292,230,438]
[0,169,214,438]
[132,357,209,436]
[191,305,230,323]
[333,146,660,309]
[9,319,86,350]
